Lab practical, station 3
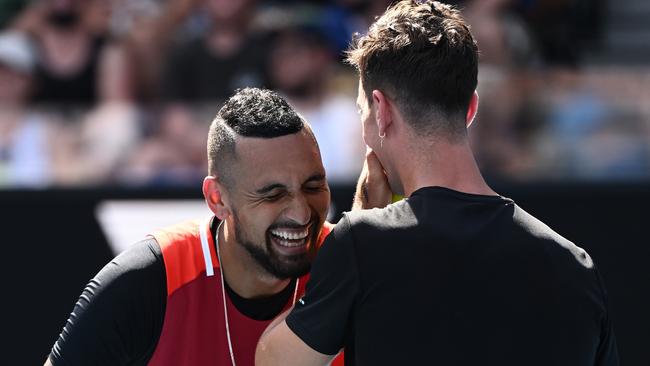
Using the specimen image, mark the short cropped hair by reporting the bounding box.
[346,0,478,139]
[207,88,305,184]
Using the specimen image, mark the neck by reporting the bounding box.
[393,137,496,197]
[217,220,291,299]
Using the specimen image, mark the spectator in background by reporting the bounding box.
[106,0,164,102]
[455,0,542,180]
[0,31,52,187]
[52,42,142,185]
[462,0,540,68]
[118,103,207,186]
[110,0,196,102]
[268,26,364,183]
[255,0,376,59]
[162,0,269,102]
[511,0,605,66]
[533,70,650,180]
[469,70,543,180]
[14,0,110,106]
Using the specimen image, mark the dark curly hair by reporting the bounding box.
[346,0,478,139]
[207,88,307,184]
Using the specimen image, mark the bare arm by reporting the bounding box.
[256,309,334,366]
[352,149,393,210]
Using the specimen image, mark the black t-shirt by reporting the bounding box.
[49,220,296,365]
[33,36,105,106]
[287,186,619,365]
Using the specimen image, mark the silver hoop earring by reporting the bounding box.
[379,132,386,148]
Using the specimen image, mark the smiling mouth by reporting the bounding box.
[269,225,312,253]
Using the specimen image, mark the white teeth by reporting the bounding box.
[271,229,309,240]
[276,238,306,247]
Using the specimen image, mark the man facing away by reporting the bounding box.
[256,1,619,365]
[45,88,345,365]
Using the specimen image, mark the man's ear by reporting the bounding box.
[372,89,394,137]
[466,91,479,128]
[202,176,231,220]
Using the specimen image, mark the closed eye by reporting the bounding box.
[263,191,286,201]
[303,174,327,193]
[304,184,327,193]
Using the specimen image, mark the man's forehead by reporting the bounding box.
[231,130,322,181]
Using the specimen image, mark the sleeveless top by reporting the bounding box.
[147,217,337,365]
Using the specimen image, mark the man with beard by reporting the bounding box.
[45,88,343,366]
[256,1,618,365]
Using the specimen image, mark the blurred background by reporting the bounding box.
[0,0,648,364]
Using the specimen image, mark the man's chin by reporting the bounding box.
[269,250,311,278]
[266,261,310,280]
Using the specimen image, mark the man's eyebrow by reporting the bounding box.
[305,174,326,184]
[255,174,325,194]
[256,183,286,195]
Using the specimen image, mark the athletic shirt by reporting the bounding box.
[287,186,619,365]
[148,218,331,365]
[48,217,339,365]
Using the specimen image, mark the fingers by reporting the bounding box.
[353,148,393,210]
[365,150,384,178]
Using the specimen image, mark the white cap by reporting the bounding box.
[0,31,36,74]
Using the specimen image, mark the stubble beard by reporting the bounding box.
[231,209,320,280]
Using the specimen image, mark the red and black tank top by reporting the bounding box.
[147,217,338,365]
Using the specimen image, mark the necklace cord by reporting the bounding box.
[214,221,299,366]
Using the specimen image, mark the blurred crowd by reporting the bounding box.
[0,0,648,188]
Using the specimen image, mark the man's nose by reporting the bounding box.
[283,194,310,226]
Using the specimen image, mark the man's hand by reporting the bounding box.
[352,149,393,210]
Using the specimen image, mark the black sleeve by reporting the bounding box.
[48,238,167,366]
[285,214,359,355]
